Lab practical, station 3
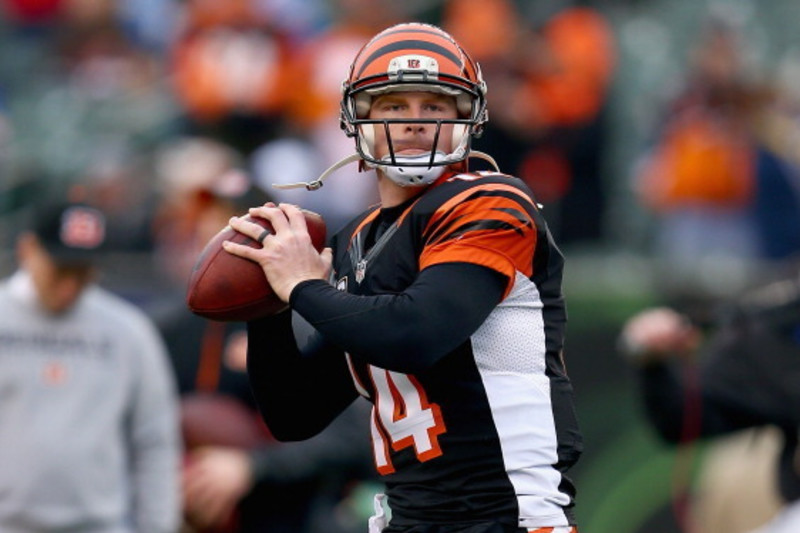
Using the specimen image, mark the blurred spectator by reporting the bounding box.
[0,89,17,222]
[150,136,254,287]
[1,0,64,26]
[690,427,783,533]
[160,309,374,533]
[632,15,800,310]
[150,141,376,532]
[116,0,181,53]
[0,0,178,187]
[266,0,409,232]
[618,270,800,532]
[68,139,160,253]
[168,0,294,155]
[445,0,617,244]
[0,196,181,532]
[282,0,405,132]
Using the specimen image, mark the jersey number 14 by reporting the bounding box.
[351,363,447,475]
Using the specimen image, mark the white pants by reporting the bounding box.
[368,494,388,533]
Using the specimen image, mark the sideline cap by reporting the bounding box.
[32,202,107,265]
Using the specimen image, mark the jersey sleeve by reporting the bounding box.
[289,263,506,373]
[420,181,538,297]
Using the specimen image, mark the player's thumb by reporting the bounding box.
[320,247,333,266]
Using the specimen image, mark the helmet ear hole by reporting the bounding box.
[456,93,472,117]
[451,124,469,158]
[358,123,376,160]
[354,94,371,118]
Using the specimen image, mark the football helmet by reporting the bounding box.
[340,23,489,187]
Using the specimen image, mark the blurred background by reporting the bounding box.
[1,0,800,532]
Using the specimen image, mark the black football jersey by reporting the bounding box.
[327,170,582,530]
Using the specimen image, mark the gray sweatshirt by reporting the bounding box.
[0,271,180,533]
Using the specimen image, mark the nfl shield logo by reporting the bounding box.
[355,259,367,284]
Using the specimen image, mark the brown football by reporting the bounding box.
[180,393,272,450]
[186,210,326,321]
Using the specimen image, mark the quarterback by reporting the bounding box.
[224,22,583,533]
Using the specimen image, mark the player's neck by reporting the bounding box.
[376,172,425,208]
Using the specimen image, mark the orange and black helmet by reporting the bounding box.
[340,23,488,176]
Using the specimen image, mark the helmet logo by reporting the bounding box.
[388,55,439,81]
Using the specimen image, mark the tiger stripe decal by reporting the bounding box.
[355,40,464,79]
[349,23,479,91]
[420,182,538,294]
[426,194,533,244]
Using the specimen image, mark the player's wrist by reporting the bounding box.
[288,278,330,307]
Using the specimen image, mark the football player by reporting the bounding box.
[223,22,582,533]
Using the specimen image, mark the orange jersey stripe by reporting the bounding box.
[347,208,381,250]
[420,182,537,296]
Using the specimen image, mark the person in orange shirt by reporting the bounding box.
[169,0,294,155]
[632,15,800,312]
[444,0,617,244]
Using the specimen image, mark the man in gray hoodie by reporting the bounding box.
[0,199,181,533]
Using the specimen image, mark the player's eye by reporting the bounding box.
[423,99,456,116]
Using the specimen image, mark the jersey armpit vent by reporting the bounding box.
[470,272,546,375]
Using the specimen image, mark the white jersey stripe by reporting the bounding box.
[472,271,571,527]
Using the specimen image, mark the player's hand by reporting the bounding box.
[182,446,254,530]
[224,203,333,302]
[618,307,701,363]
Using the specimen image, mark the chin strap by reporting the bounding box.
[469,150,500,172]
[270,151,500,191]
[271,154,362,191]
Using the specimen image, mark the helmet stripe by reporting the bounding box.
[356,40,465,78]
[379,26,450,39]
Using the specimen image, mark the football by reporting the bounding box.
[180,393,272,450]
[186,209,326,321]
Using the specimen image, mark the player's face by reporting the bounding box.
[368,91,459,161]
[19,235,95,315]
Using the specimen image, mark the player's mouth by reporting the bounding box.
[393,143,435,156]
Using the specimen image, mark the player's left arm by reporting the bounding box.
[417,178,538,298]
[291,263,507,374]
[291,181,535,374]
